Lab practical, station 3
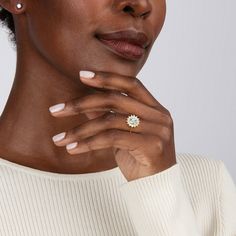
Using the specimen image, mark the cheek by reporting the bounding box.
[151,0,166,39]
[26,0,100,77]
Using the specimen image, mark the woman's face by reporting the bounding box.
[25,0,166,77]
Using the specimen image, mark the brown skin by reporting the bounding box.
[0,0,176,180]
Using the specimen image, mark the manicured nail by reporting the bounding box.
[79,71,95,79]
[66,142,78,150]
[121,92,128,96]
[49,103,65,113]
[52,132,66,142]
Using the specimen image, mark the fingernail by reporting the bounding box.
[66,142,78,150]
[49,103,65,113]
[121,92,128,96]
[52,132,66,142]
[79,71,95,79]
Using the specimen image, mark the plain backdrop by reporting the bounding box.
[0,0,236,182]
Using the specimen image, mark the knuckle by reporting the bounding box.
[160,126,172,142]
[163,112,174,127]
[98,71,110,79]
[106,92,121,107]
[99,76,109,88]
[130,77,142,91]
[66,127,82,140]
[108,90,121,99]
[74,125,85,136]
[67,128,77,137]
[103,112,117,122]
[69,99,80,113]
[103,112,117,128]
[154,138,164,154]
[84,137,94,152]
[164,107,171,114]
[107,129,120,143]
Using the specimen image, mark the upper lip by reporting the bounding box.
[95,30,151,49]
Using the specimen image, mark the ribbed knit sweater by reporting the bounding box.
[0,152,235,236]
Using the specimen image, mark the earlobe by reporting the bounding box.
[0,0,25,14]
[13,1,26,14]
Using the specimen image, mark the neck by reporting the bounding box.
[0,43,117,174]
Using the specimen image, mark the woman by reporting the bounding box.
[0,0,235,235]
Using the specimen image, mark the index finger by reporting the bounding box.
[79,70,167,111]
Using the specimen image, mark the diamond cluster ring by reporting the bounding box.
[126,114,140,132]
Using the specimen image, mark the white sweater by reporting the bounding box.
[0,152,235,236]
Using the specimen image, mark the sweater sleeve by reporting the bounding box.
[118,163,201,236]
[218,161,236,235]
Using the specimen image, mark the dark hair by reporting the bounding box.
[0,7,16,44]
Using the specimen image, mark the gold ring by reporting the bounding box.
[126,114,140,133]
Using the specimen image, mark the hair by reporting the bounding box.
[0,7,16,44]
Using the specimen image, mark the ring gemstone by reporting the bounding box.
[126,114,140,128]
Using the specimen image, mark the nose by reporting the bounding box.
[113,0,152,19]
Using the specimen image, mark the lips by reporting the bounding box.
[95,30,151,60]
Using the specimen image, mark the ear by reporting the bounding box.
[0,0,26,15]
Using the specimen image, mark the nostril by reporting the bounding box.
[123,6,134,13]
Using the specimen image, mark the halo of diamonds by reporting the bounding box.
[126,114,140,128]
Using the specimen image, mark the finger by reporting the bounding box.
[65,129,157,160]
[85,111,107,120]
[79,70,167,111]
[50,91,171,124]
[52,112,171,147]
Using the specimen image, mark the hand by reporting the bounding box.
[49,71,177,181]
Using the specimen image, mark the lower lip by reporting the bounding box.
[97,38,145,61]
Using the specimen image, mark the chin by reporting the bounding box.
[55,37,147,79]
[73,43,146,78]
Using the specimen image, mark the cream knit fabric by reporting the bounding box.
[0,152,235,236]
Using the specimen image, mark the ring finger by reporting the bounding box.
[52,111,166,147]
